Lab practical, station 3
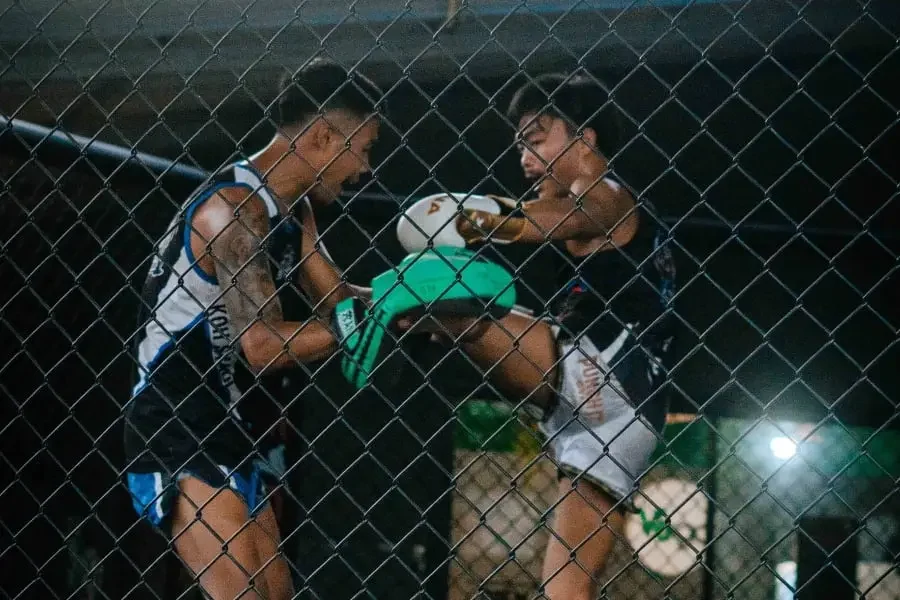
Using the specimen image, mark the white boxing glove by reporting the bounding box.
[396,193,509,253]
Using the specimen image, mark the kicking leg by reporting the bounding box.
[402,308,657,599]
[405,310,560,410]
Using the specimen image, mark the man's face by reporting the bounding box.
[515,113,580,198]
[314,113,380,202]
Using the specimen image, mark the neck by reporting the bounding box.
[246,136,318,214]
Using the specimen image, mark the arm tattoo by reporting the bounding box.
[210,203,284,336]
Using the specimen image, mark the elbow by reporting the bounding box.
[243,352,270,374]
[239,327,279,373]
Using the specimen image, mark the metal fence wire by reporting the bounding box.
[0,1,898,600]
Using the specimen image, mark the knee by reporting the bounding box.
[261,558,293,600]
[520,372,558,410]
[519,347,560,411]
[541,565,597,600]
[558,478,625,522]
[531,326,562,406]
[203,552,269,599]
[173,512,269,598]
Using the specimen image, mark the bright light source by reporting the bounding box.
[770,436,797,460]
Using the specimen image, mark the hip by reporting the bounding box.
[124,385,254,467]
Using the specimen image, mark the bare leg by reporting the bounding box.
[405,311,560,409]
[542,478,624,600]
[171,476,273,600]
[253,502,294,600]
[407,311,626,598]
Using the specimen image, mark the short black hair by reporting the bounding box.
[507,73,623,157]
[276,58,383,127]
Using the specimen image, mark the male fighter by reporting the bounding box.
[396,73,678,600]
[124,58,384,600]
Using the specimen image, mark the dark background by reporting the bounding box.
[1,18,898,600]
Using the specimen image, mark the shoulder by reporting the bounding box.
[597,176,639,247]
[601,175,637,212]
[192,184,271,241]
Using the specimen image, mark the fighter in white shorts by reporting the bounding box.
[395,73,677,600]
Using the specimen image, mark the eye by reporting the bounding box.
[519,136,542,151]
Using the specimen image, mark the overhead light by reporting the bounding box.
[770,436,797,460]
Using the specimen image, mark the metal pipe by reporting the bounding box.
[702,417,719,600]
[0,115,209,182]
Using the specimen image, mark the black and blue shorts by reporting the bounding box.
[126,459,268,531]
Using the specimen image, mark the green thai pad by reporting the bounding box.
[340,247,516,389]
[371,247,517,318]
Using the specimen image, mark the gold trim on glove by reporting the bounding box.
[457,209,526,244]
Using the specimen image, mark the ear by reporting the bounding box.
[579,127,598,153]
[309,116,334,152]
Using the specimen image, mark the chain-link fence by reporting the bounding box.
[1,1,898,599]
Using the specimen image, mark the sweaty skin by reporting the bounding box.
[456,115,637,251]
[194,187,337,372]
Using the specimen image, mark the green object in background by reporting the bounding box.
[455,400,533,453]
[454,404,715,463]
[718,417,900,481]
[849,427,900,479]
[650,417,716,470]
[453,406,899,482]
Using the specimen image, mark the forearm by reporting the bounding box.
[243,318,338,372]
[516,204,601,243]
[459,204,596,245]
[297,243,372,315]
[479,191,628,244]
[305,277,373,318]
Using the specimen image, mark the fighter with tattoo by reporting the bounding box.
[124,59,382,600]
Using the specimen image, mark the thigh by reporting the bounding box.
[460,311,560,408]
[171,475,267,600]
[545,330,661,508]
[542,477,624,600]
[253,503,294,600]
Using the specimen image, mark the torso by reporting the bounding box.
[125,161,313,466]
[553,178,677,347]
[548,177,677,433]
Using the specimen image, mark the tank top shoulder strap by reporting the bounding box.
[233,161,280,219]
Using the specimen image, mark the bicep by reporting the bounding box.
[526,184,635,241]
[208,207,283,333]
[580,180,637,236]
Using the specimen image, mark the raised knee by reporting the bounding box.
[520,374,557,411]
